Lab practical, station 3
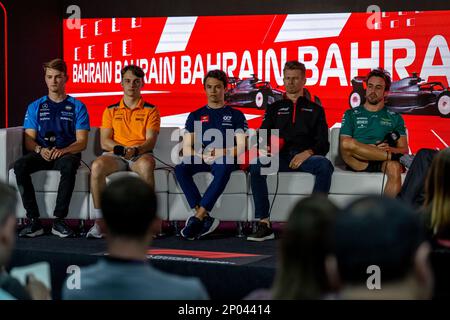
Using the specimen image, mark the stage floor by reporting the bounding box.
[10,227,277,300]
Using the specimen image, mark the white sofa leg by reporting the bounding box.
[157,221,165,237]
[78,220,85,235]
[236,222,245,238]
[172,221,181,236]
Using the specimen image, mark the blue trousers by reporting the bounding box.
[175,156,237,212]
[249,151,334,220]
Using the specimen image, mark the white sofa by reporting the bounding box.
[0,126,407,225]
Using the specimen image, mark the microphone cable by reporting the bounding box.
[381,151,389,195]
[268,171,279,218]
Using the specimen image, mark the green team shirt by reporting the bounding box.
[340,106,406,144]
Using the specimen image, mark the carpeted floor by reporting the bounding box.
[10,226,279,300]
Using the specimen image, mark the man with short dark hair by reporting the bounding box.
[88,65,160,238]
[62,176,208,300]
[340,68,409,197]
[334,196,433,299]
[14,58,90,238]
[247,60,333,241]
[175,69,248,240]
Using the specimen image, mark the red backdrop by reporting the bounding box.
[64,11,450,153]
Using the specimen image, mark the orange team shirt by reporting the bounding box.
[102,98,160,147]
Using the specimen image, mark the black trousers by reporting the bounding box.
[14,152,81,219]
[397,148,439,209]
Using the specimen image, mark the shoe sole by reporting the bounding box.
[246,233,275,242]
[180,229,196,240]
[20,229,44,238]
[86,232,103,239]
[197,218,220,239]
[51,228,72,238]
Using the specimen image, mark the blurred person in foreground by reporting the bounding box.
[245,195,339,299]
[63,176,208,300]
[335,196,433,299]
[0,182,50,300]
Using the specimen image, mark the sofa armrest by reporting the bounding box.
[0,126,24,182]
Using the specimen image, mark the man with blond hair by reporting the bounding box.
[14,58,90,238]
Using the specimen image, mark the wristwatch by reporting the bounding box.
[34,145,42,154]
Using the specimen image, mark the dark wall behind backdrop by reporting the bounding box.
[1,0,448,127]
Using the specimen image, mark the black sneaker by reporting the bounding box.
[247,222,275,242]
[197,215,220,239]
[180,216,203,240]
[51,219,74,238]
[18,218,44,238]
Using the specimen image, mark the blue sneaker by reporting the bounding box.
[197,215,220,239]
[180,216,203,240]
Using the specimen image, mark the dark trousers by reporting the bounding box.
[250,151,334,220]
[397,148,439,209]
[175,156,237,212]
[14,152,81,219]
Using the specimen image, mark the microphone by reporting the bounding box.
[379,131,400,147]
[113,145,126,156]
[44,131,56,148]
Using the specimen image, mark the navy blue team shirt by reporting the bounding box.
[185,105,248,150]
[24,95,90,149]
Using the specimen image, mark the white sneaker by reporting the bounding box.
[86,223,104,239]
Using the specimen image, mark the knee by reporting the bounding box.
[386,161,402,178]
[59,159,79,175]
[13,157,27,174]
[175,163,190,178]
[318,158,334,175]
[135,157,155,173]
[91,158,108,179]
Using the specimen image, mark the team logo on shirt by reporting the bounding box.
[65,105,73,111]
[41,104,49,110]
[222,115,233,126]
[201,115,209,123]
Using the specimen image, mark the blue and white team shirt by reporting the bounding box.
[23,95,90,149]
[185,105,248,150]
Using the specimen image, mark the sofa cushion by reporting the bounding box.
[106,169,169,192]
[9,164,90,192]
[168,170,248,194]
[248,172,315,194]
[330,166,406,195]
